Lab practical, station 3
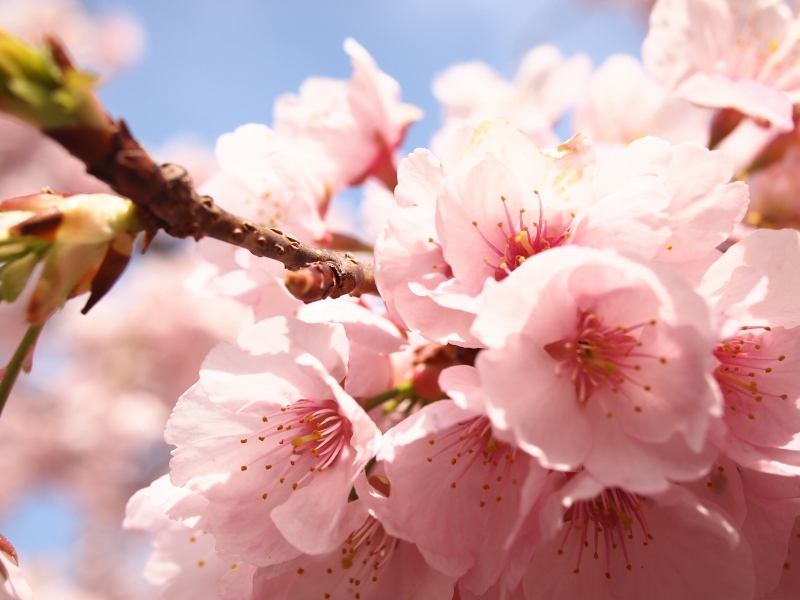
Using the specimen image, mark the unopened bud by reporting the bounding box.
[0,191,142,322]
[0,30,110,132]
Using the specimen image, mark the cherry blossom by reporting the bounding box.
[0,534,32,600]
[217,497,456,600]
[274,38,422,191]
[471,246,722,492]
[164,317,380,566]
[699,229,800,475]
[521,471,755,600]
[8,2,800,596]
[369,368,547,597]
[199,123,329,245]
[432,44,591,151]
[297,297,407,401]
[643,0,800,131]
[124,476,229,600]
[188,240,303,323]
[0,191,141,323]
[573,54,712,152]
[376,120,747,345]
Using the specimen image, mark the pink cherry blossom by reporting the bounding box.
[217,498,456,600]
[0,535,32,600]
[297,297,407,400]
[124,476,229,600]
[573,54,712,151]
[188,239,303,323]
[369,391,546,596]
[521,471,755,600]
[643,0,800,131]
[274,38,422,190]
[376,120,747,346]
[699,229,800,475]
[432,44,591,150]
[164,317,379,566]
[199,123,329,244]
[358,179,398,245]
[471,246,722,493]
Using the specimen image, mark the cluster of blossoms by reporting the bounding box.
[115,0,800,598]
[5,0,800,599]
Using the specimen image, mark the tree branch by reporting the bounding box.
[5,35,378,300]
[48,120,377,299]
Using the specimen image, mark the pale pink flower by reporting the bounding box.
[199,123,329,244]
[191,123,333,319]
[643,0,800,131]
[217,498,456,600]
[573,54,712,152]
[471,246,722,493]
[165,317,380,566]
[274,38,422,190]
[359,178,398,245]
[699,229,800,475]
[297,297,407,400]
[433,45,591,151]
[190,116,373,320]
[369,366,547,597]
[376,120,747,345]
[0,535,32,600]
[521,471,756,600]
[188,240,303,323]
[124,476,231,600]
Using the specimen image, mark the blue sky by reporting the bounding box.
[85,0,646,150]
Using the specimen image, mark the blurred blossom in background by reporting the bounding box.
[0,0,646,597]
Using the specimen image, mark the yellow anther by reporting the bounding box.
[291,431,322,447]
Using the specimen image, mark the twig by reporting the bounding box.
[0,323,43,418]
[28,38,378,300]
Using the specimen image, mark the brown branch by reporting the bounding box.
[37,40,378,301]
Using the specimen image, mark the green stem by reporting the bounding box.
[364,380,414,411]
[0,322,43,418]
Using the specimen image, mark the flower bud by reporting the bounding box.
[0,29,110,133]
[0,190,142,322]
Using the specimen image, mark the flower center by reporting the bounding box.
[318,516,398,600]
[426,416,521,507]
[239,399,352,497]
[557,487,652,579]
[714,326,788,421]
[545,312,662,407]
[472,191,570,281]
